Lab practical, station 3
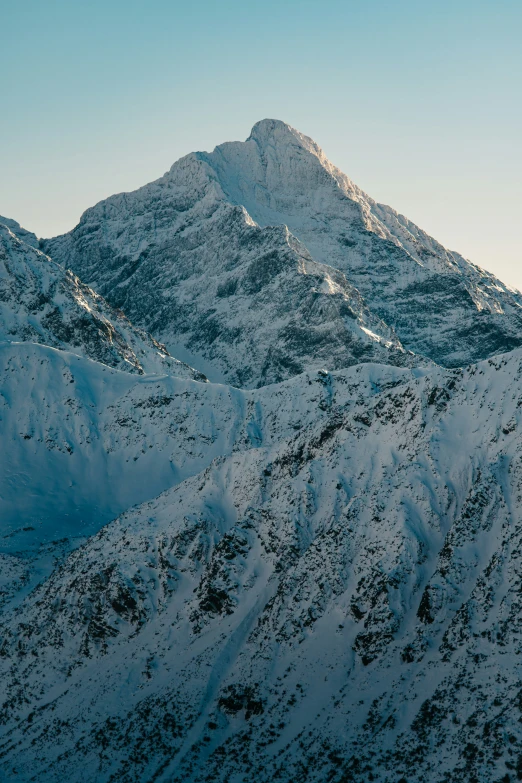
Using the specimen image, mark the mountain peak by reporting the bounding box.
[247,118,294,140]
[0,215,39,248]
[246,118,321,156]
[44,122,522,377]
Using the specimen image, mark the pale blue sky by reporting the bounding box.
[1,0,521,287]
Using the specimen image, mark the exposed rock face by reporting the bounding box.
[44,119,522,380]
[2,346,522,782]
[0,223,205,378]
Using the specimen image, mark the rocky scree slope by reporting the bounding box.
[0,223,204,378]
[44,119,522,376]
[2,351,522,782]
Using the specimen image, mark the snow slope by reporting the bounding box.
[44,119,522,377]
[2,349,522,782]
[0,338,244,611]
[0,223,204,378]
[0,339,340,601]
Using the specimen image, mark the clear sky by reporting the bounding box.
[1,0,521,287]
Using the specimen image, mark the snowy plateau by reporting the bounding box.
[1,119,522,783]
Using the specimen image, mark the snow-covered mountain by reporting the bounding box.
[0,215,39,248]
[2,120,522,783]
[196,119,522,366]
[2,348,522,782]
[0,223,204,378]
[44,119,522,378]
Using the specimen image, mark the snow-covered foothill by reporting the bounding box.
[2,349,522,782]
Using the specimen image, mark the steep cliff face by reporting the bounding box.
[44,119,522,377]
[0,223,204,378]
[2,348,522,783]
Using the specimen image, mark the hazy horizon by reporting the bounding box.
[2,0,520,288]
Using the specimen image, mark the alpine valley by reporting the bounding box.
[1,120,522,783]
